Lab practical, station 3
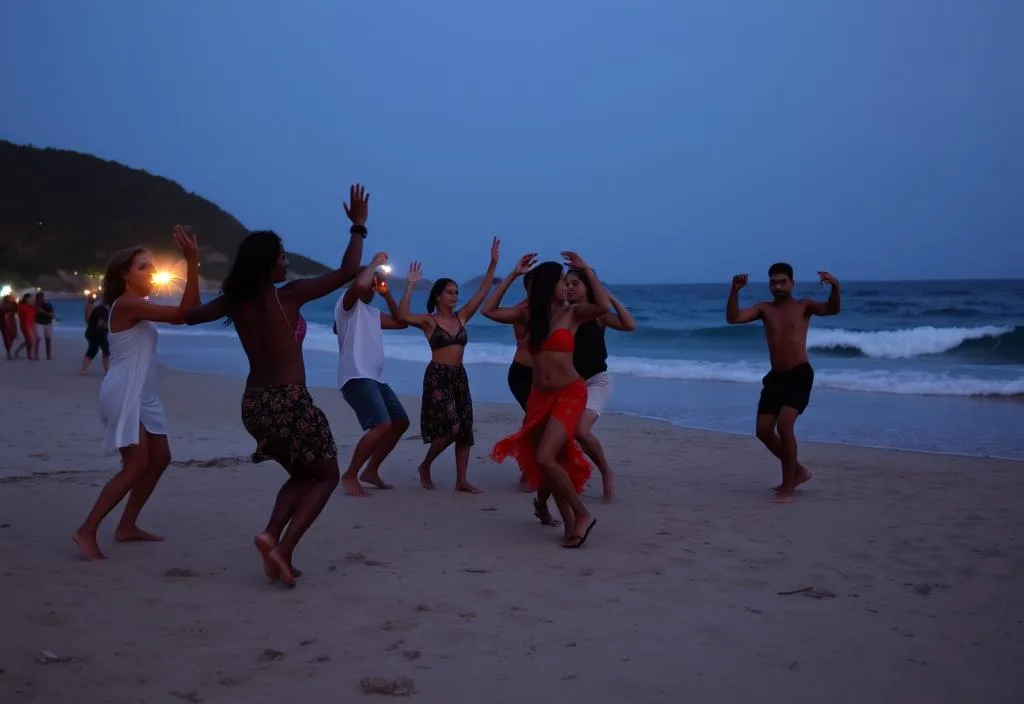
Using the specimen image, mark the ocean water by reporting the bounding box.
[46,279,1024,459]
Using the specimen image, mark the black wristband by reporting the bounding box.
[349,224,367,238]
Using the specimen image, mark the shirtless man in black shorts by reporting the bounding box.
[726,262,840,503]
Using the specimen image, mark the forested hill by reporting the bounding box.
[0,140,329,288]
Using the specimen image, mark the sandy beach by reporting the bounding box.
[1,352,1022,703]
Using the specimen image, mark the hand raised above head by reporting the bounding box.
[731,274,748,289]
[560,251,588,270]
[490,236,500,265]
[343,184,370,226]
[514,253,537,275]
[173,224,199,262]
[818,271,839,286]
[407,261,423,284]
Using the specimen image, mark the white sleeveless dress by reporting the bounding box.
[98,299,169,454]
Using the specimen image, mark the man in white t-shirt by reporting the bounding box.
[334,253,409,497]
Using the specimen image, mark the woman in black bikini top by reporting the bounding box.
[397,237,499,494]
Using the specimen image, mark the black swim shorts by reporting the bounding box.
[757,363,814,416]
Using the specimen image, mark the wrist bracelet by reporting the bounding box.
[350,224,367,237]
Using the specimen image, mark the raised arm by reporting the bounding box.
[281,184,368,306]
[564,252,611,324]
[396,261,434,332]
[806,271,841,317]
[482,253,536,325]
[117,225,202,326]
[603,292,637,332]
[457,237,500,324]
[378,282,408,330]
[726,274,762,324]
[342,252,388,312]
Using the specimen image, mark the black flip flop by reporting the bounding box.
[563,518,597,549]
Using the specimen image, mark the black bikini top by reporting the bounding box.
[429,318,468,350]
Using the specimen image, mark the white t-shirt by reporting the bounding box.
[334,296,385,388]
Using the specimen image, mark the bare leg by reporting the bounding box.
[535,419,595,546]
[577,410,614,499]
[80,356,92,374]
[771,408,802,504]
[267,457,340,587]
[73,430,150,559]
[45,334,52,360]
[256,469,307,580]
[359,418,408,489]
[102,354,110,374]
[418,435,454,490]
[114,431,171,541]
[341,422,393,497]
[755,413,812,490]
[454,440,480,493]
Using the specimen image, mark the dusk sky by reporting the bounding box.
[1,1,1021,283]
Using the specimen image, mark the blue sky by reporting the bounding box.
[1,0,1021,283]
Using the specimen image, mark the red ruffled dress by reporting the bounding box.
[490,328,591,493]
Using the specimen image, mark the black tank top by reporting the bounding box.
[573,321,607,380]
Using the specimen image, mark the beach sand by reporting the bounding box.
[1,353,1022,703]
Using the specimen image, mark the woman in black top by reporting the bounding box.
[80,293,111,375]
[565,267,636,499]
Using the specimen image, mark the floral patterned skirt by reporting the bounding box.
[420,362,474,445]
[241,385,337,467]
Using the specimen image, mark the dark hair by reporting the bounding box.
[20,293,32,303]
[427,277,456,314]
[523,268,534,291]
[768,262,794,280]
[102,246,147,306]
[566,267,597,304]
[526,261,565,352]
[222,231,283,303]
[35,291,45,301]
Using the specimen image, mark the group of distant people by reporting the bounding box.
[69,183,841,588]
[1,290,56,361]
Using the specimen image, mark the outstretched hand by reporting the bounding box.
[173,225,199,263]
[407,261,423,285]
[818,271,839,287]
[731,274,749,290]
[490,237,500,266]
[514,253,537,275]
[561,251,588,270]
[343,184,370,226]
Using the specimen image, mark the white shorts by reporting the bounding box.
[584,372,613,415]
[35,323,53,339]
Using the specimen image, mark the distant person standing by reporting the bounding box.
[81,293,111,375]
[726,263,841,503]
[333,254,410,497]
[34,291,56,360]
[14,293,37,360]
[1,294,18,360]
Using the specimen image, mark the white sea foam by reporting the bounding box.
[807,325,1014,359]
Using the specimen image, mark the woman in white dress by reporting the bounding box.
[73,226,200,561]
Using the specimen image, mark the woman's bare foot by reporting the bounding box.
[291,565,303,579]
[772,490,796,504]
[114,527,165,542]
[254,532,280,580]
[533,498,562,527]
[418,464,435,490]
[601,470,615,501]
[773,468,812,493]
[341,476,370,497]
[455,481,482,494]
[72,531,106,560]
[267,547,296,588]
[359,471,393,490]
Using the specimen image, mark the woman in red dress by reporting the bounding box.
[486,251,610,548]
